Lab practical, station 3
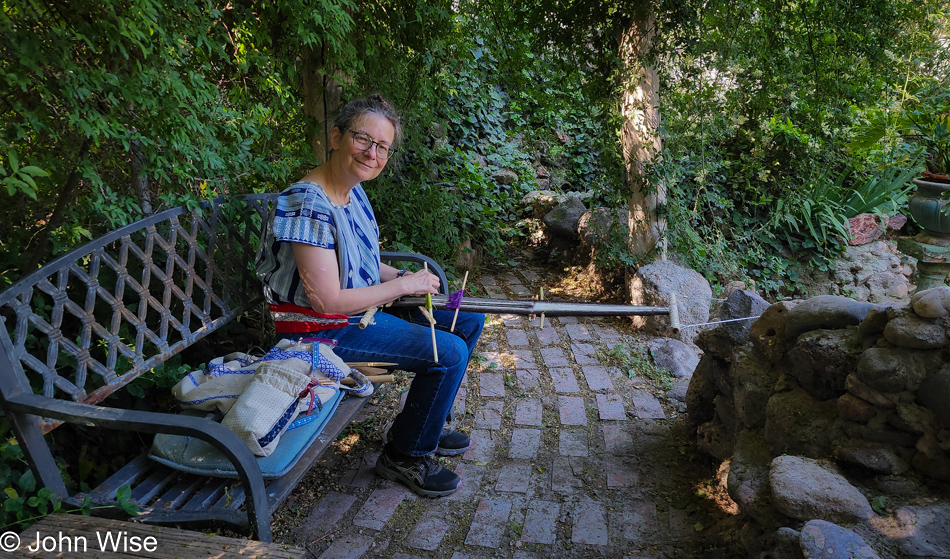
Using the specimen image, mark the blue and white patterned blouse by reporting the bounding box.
[256,182,381,313]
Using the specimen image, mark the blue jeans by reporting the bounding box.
[278,308,484,457]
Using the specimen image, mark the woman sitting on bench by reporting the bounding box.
[255,94,484,497]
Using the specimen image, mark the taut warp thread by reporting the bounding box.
[391,295,669,317]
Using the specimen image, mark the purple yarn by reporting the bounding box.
[446,289,464,310]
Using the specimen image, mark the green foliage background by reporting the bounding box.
[3,0,945,294]
[1,0,948,531]
[651,0,948,293]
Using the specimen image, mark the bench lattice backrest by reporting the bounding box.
[0,194,277,431]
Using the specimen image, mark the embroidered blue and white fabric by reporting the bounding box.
[169,339,374,457]
[171,351,262,414]
[222,340,373,457]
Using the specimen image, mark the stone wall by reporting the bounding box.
[687,288,950,558]
[789,240,916,303]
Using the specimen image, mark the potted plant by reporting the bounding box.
[903,85,950,183]
[852,83,950,237]
[904,86,950,237]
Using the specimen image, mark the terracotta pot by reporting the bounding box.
[909,177,950,236]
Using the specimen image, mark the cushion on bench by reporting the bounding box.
[148,389,345,480]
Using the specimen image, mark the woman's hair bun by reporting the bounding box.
[333,94,402,145]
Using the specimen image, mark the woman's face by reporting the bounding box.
[330,114,395,184]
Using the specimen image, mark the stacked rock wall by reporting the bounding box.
[687,288,950,558]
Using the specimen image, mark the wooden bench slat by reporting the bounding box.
[89,454,155,500]
[129,468,180,505]
[13,513,306,558]
[215,483,247,512]
[147,474,207,510]
[177,479,228,512]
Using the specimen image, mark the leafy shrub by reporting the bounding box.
[364,14,624,270]
[1,439,140,530]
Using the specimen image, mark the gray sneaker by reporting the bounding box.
[375,445,461,497]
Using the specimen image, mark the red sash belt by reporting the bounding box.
[269,303,350,333]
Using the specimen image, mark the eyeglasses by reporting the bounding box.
[343,128,395,159]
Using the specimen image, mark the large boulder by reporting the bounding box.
[847,213,885,246]
[785,296,875,342]
[854,347,941,393]
[769,455,874,524]
[911,286,950,318]
[630,260,712,342]
[785,328,863,401]
[799,520,880,559]
[577,207,628,249]
[697,289,770,361]
[893,504,950,558]
[835,441,909,475]
[719,289,771,343]
[765,388,837,458]
[883,315,948,349]
[542,197,587,240]
[648,337,699,378]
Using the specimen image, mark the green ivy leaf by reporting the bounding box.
[115,484,132,502]
[126,383,145,399]
[17,469,35,492]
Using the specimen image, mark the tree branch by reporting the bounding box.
[25,138,92,273]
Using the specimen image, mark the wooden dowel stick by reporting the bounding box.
[669,292,680,334]
[424,263,438,362]
[342,374,394,385]
[539,287,545,329]
[450,270,469,332]
[351,366,388,376]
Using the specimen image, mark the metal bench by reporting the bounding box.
[0,193,448,542]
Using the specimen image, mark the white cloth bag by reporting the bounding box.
[171,351,261,413]
[221,360,334,456]
[174,339,374,457]
[219,339,370,457]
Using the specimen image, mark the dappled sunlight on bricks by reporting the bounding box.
[286,268,726,557]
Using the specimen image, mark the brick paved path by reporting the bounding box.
[279,269,713,558]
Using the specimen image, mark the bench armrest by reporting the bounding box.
[381,251,449,295]
[4,393,272,541]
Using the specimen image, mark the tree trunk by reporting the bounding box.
[130,138,152,215]
[302,44,344,165]
[619,12,664,257]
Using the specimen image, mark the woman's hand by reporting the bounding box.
[401,270,440,296]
